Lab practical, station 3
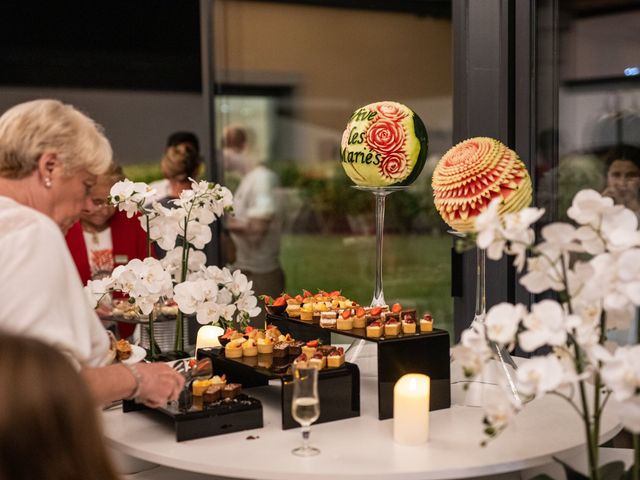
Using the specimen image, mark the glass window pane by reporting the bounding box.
[212,0,453,336]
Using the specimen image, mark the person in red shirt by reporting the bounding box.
[66,163,152,338]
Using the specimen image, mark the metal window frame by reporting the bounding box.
[451,0,539,340]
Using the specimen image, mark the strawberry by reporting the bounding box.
[356,307,366,317]
[260,295,272,305]
[329,290,341,297]
[306,339,319,348]
[282,293,292,301]
[302,289,313,298]
[244,326,255,334]
[341,309,352,319]
[272,296,286,307]
[392,303,402,313]
[295,294,303,302]
[188,358,197,368]
[371,306,382,316]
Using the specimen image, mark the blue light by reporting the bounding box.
[624,66,640,77]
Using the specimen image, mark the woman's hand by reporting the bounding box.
[132,362,185,408]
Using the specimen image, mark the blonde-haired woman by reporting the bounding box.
[0,333,119,480]
[0,99,184,407]
[159,140,202,202]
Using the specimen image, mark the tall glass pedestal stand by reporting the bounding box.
[454,238,520,406]
[345,186,408,371]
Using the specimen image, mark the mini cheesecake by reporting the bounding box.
[384,319,400,336]
[320,311,337,329]
[420,313,434,332]
[210,375,227,386]
[337,309,353,330]
[242,338,258,357]
[300,304,314,321]
[293,353,308,369]
[366,320,383,338]
[192,379,213,396]
[286,303,301,318]
[353,307,367,329]
[265,325,282,341]
[225,339,244,358]
[256,336,274,354]
[402,315,417,334]
[327,347,345,368]
[309,351,326,370]
[302,339,319,358]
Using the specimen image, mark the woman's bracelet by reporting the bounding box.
[122,362,143,400]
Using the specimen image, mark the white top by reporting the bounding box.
[83,227,114,280]
[0,196,110,368]
[102,362,621,480]
[145,179,171,206]
[230,165,283,273]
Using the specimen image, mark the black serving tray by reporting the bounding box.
[269,313,451,420]
[197,347,360,429]
[122,393,263,442]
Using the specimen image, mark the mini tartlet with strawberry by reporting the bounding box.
[337,309,353,330]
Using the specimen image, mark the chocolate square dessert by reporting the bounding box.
[288,340,305,357]
[222,383,242,399]
[273,341,289,358]
[203,385,222,404]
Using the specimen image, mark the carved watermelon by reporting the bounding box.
[432,137,532,232]
[340,101,428,187]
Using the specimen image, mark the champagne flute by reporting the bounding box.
[291,366,320,456]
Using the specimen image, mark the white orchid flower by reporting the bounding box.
[600,345,640,402]
[518,300,569,352]
[204,265,234,285]
[619,398,640,434]
[84,278,113,308]
[184,221,212,250]
[109,179,156,218]
[482,386,520,433]
[484,302,524,346]
[516,355,565,398]
[475,199,504,260]
[196,301,236,326]
[601,206,640,252]
[566,189,614,227]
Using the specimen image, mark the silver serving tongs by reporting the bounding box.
[176,358,213,411]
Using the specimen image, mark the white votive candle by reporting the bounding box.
[195,325,224,352]
[394,373,430,445]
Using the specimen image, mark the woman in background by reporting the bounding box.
[158,140,202,205]
[601,144,640,216]
[66,162,151,338]
[0,333,118,480]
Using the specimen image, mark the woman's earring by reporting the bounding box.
[44,177,52,188]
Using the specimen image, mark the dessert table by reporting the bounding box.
[102,357,621,480]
